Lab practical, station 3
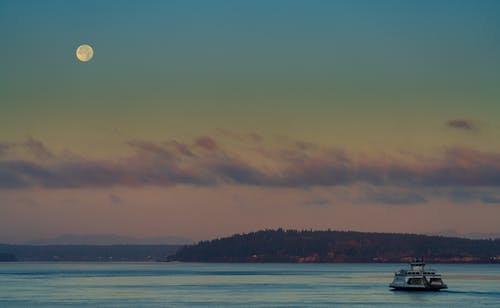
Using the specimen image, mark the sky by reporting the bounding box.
[1,0,500,243]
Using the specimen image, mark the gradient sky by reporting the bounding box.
[1,0,500,242]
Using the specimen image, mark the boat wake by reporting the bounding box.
[443,290,500,296]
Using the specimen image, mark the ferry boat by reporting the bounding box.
[389,258,447,291]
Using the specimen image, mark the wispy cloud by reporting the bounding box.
[127,140,174,159]
[447,119,475,130]
[108,194,124,205]
[480,196,500,204]
[0,143,11,157]
[0,137,55,160]
[23,137,55,160]
[359,190,427,205]
[303,198,331,206]
[447,188,500,204]
[1,137,500,194]
[216,129,262,143]
[194,136,218,151]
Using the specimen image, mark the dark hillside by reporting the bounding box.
[172,229,500,263]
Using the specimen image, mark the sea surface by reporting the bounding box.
[0,262,499,307]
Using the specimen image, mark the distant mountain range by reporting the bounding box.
[0,244,180,262]
[427,230,500,240]
[24,234,193,245]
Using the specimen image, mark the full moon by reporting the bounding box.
[76,44,94,62]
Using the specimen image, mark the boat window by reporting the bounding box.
[407,278,423,285]
[430,278,443,283]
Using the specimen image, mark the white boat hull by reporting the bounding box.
[390,284,447,291]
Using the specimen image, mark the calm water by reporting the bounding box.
[0,262,499,307]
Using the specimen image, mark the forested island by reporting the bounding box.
[171,229,500,263]
[2,230,500,263]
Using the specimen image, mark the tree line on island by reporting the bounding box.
[170,229,500,263]
[2,229,500,263]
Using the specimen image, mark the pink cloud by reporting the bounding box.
[1,137,500,196]
[194,136,218,151]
